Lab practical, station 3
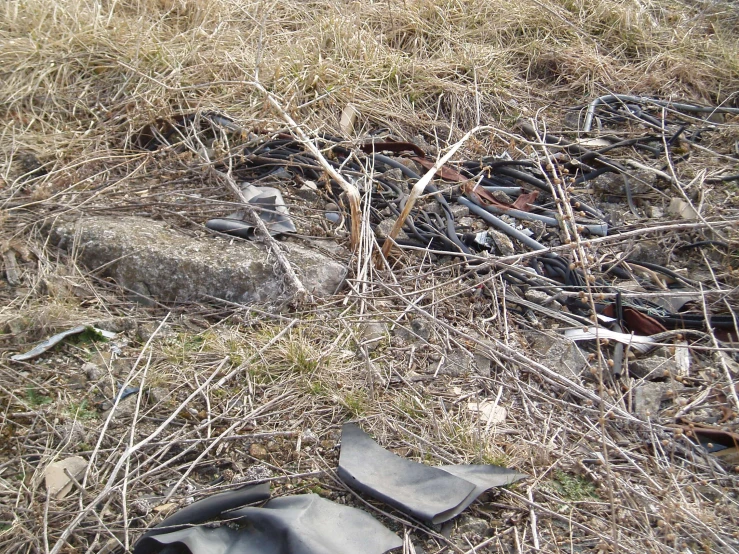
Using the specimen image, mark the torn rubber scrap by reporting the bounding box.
[337,423,526,524]
[134,488,402,554]
[135,483,271,547]
[206,184,296,239]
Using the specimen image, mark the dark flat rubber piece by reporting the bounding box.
[134,493,402,554]
[134,483,271,553]
[338,423,526,524]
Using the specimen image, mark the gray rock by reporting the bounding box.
[380,168,405,185]
[50,217,346,304]
[489,230,515,256]
[324,203,342,224]
[147,387,171,405]
[394,318,431,345]
[458,217,476,229]
[629,356,677,380]
[300,428,319,446]
[531,334,588,379]
[491,190,513,204]
[634,382,675,418]
[525,219,547,240]
[449,204,469,219]
[376,217,409,241]
[103,395,137,425]
[437,349,490,377]
[242,463,273,482]
[83,362,103,381]
[525,289,560,308]
[626,240,664,264]
[294,186,319,203]
[456,514,489,537]
[361,321,387,351]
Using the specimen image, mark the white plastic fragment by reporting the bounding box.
[667,198,698,220]
[44,456,87,499]
[675,341,691,376]
[11,326,116,361]
[468,400,506,425]
[564,327,655,353]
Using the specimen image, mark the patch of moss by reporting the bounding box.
[550,470,600,501]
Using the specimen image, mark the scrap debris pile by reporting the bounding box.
[131,96,739,465]
[4,95,738,553]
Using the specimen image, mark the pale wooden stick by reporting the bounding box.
[379,125,491,259]
[212,169,309,304]
[248,81,362,249]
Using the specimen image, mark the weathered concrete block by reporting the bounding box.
[51,217,346,304]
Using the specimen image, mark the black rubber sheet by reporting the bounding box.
[338,423,526,524]
[206,185,296,239]
[134,488,402,554]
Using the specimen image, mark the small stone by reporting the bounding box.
[294,186,319,203]
[458,217,475,228]
[131,499,152,516]
[627,240,663,264]
[629,356,678,380]
[44,456,87,499]
[380,168,405,184]
[456,514,489,537]
[668,198,698,220]
[438,349,493,377]
[324,202,341,224]
[530,334,588,379]
[147,387,170,404]
[325,212,341,224]
[376,218,408,241]
[526,219,547,240]
[648,205,664,219]
[491,190,513,204]
[243,464,273,482]
[525,289,560,308]
[301,429,319,446]
[489,230,515,255]
[249,443,269,460]
[449,204,469,219]
[634,382,682,418]
[60,421,86,445]
[361,321,387,351]
[83,362,103,381]
[103,395,136,425]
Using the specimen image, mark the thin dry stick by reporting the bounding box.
[49,357,229,554]
[212,169,310,303]
[699,284,739,413]
[530,119,619,547]
[380,125,491,259]
[247,81,362,249]
[122,348,154,551]
[81,312,172,490]
[527,486,540,550]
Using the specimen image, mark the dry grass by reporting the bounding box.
[2,0,739,553]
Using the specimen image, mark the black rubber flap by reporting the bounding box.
[134,493,402,554]
[337,423,526,524]
[134,483,271,553]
